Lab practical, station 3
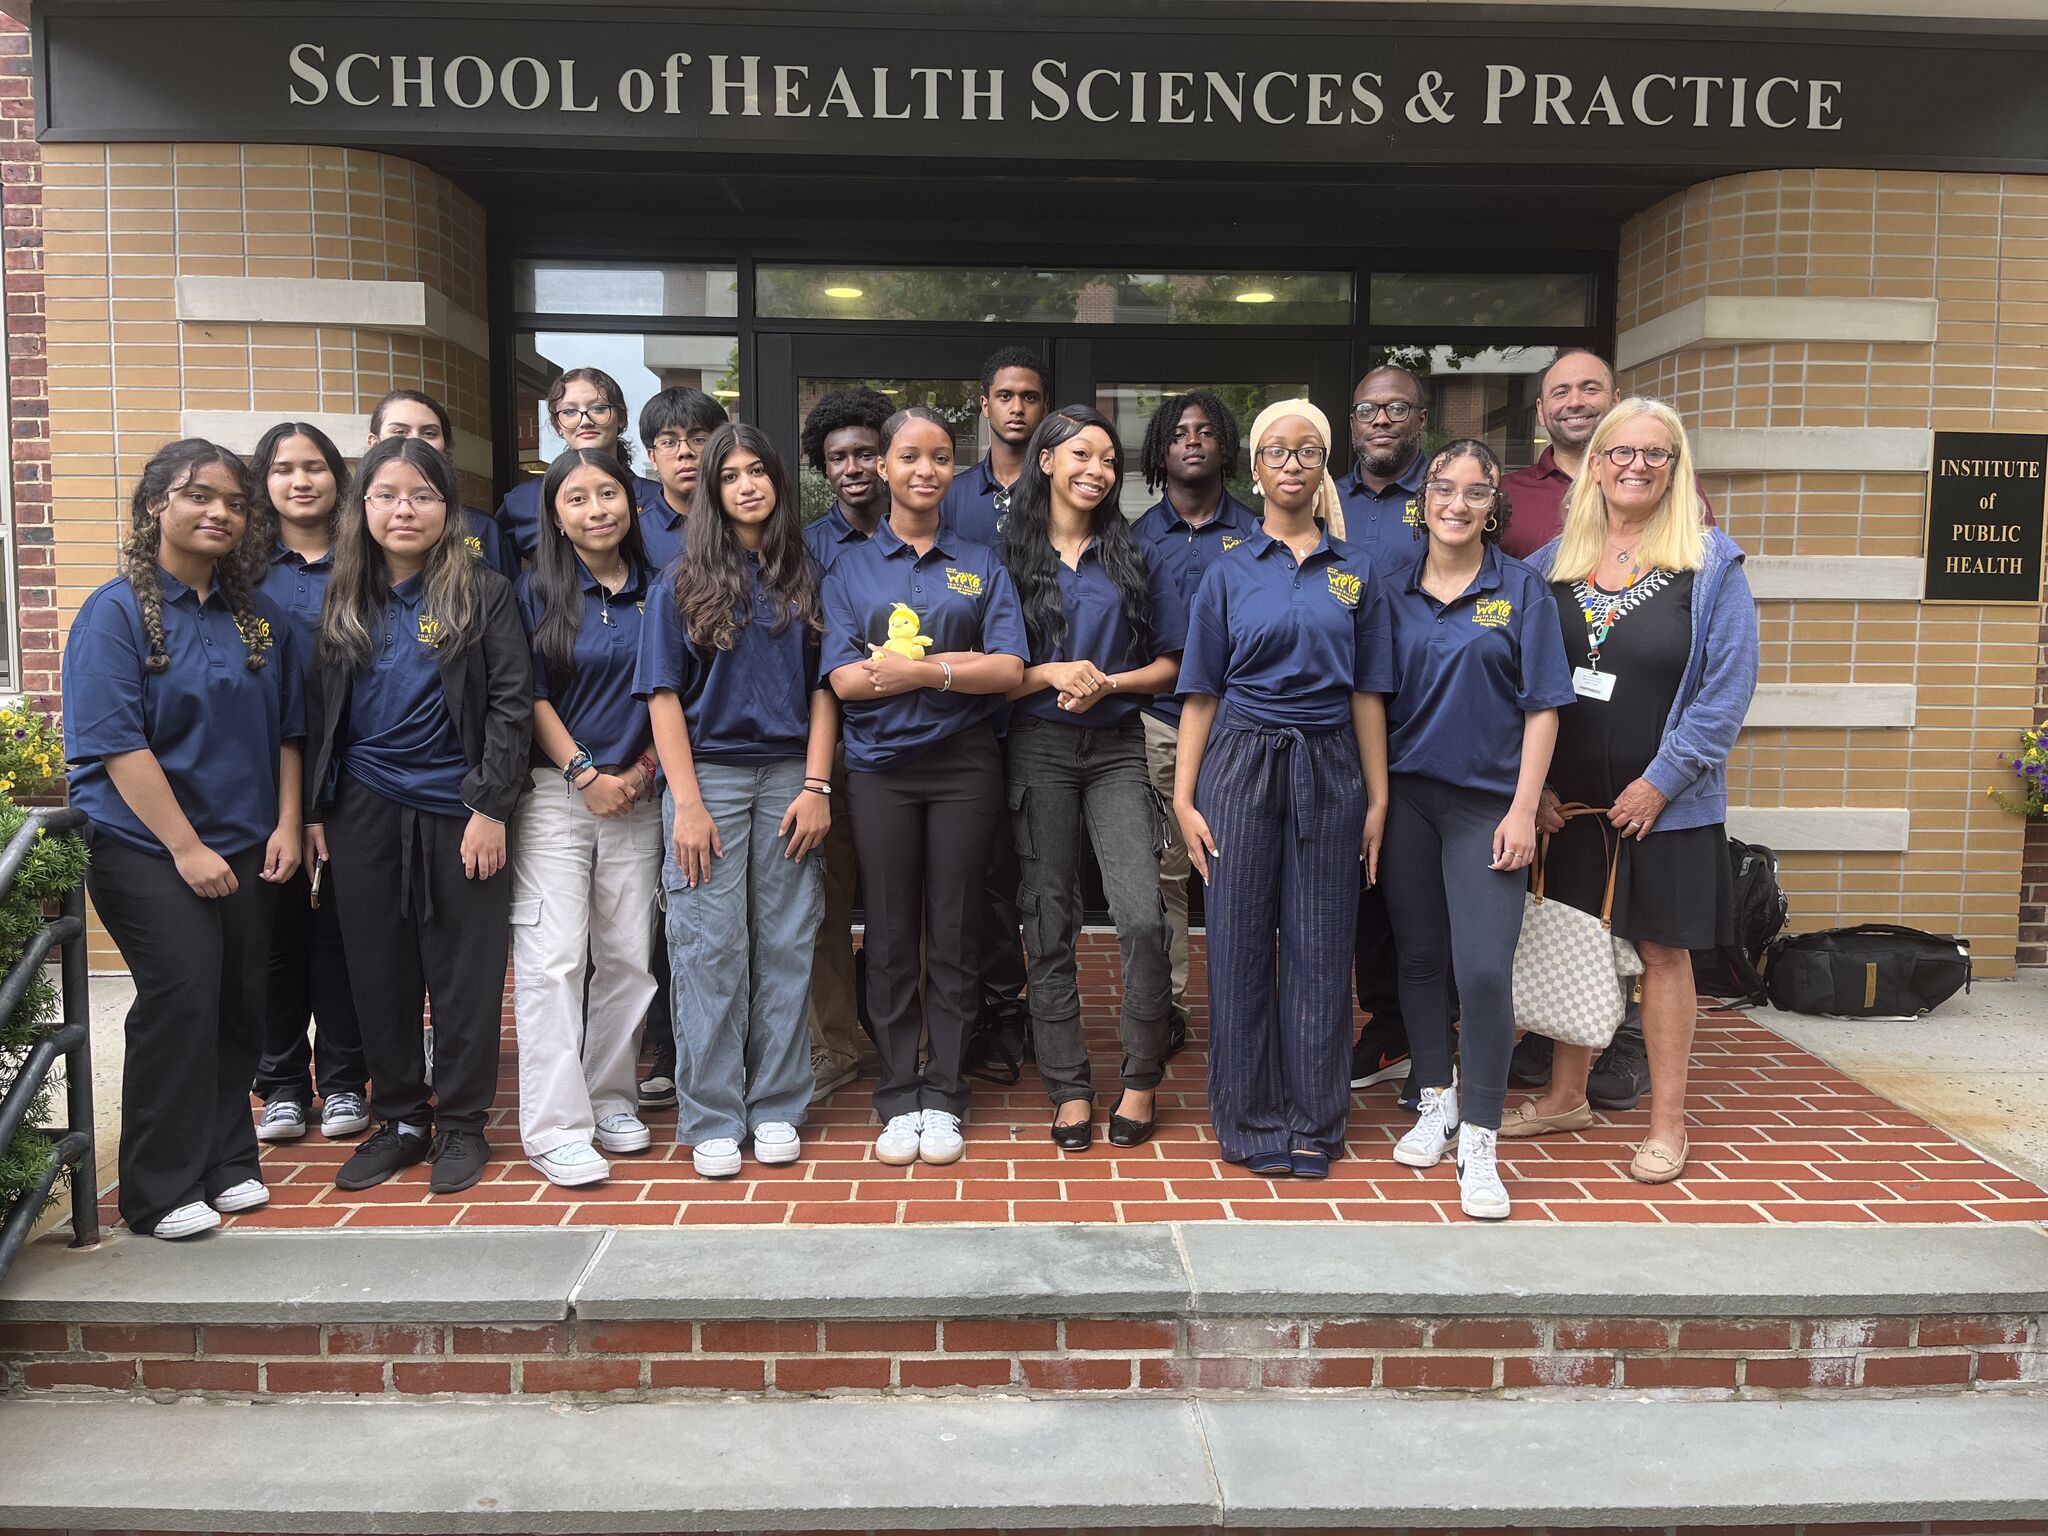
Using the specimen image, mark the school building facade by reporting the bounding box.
[2,1,2045,972]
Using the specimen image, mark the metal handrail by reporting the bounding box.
[0,805,97,1280]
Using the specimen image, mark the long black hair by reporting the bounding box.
[675,423,821,651]
[530,447,653,693]
[1003,405,1151,664]
[124,439,270,674]
[320,436,482,670]
[245,420,349,582]
[1139,391,1241,494]
[1421,437,1516,548]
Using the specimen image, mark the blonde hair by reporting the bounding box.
[1248,398,1345,541]
[1550,397,1706,583]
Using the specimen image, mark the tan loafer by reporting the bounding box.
[1498,1098,1595,1138]
[1629,1136,1689,1184]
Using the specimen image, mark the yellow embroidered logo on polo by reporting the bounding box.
[417,613,442,647]
[1473,598,1513,628]
[1402,499,1422,527]
[1221,535,1244,552]
[463,534,484,558]
[236,615,272,647]
[1327,570,1362,607]
[945,567,982,597]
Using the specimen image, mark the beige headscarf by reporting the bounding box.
[1247,397,1345,541]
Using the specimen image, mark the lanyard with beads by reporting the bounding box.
[1572,568,1670,671]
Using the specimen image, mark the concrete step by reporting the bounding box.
[2,1223,2043,1402]
[2,1393,2044,1532]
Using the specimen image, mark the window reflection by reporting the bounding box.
[1371,274,1592,329]
[1370,344,1557,468]
[513,262,738,319]
[513,331,738,481]
[760,267,1350,326]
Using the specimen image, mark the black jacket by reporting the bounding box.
[304,572,534,824]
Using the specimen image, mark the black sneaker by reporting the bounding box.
[334,1123,430,1191]
[1349,1016,1411,1090]
[1587,1028,1651,1111]
[637,1072,677,1110]
[428,1128,491,1194]
[1164,1004,1190,1060]
[1509,1031,1555,1088]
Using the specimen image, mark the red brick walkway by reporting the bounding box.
[137,938,2048,1231]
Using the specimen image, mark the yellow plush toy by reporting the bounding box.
[872,602,933,660]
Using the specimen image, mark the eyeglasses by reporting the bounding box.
[653,431,713,454]
[1349,401,1416,423]
[1425,480,1500,508]
[365,489,446,512]
[1602,445,1673,469]
[1257,443,1327,469]
[555,402,617,425]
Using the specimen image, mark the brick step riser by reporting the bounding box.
[20,1528,2048,1536]
[6,1311,2042,1399]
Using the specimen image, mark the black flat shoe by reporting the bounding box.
[1050,1114,1093,1152]
[1108,1113,1156,1148]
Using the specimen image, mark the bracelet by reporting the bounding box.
[572,767,601,792]
[802,783,831,797]
[562,743,595,784]
[637,752,658,779]
[937,660,954,693]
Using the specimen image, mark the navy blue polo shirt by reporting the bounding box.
[340,574,469,817]
[1178,529,1394,732]
[1334,452,1429,579]
[63,571,304,858]
[819,520,1029,772]
[259,544,332,661]
[637,492,688,576]
[635,557,820,767]
[803,502,878,578]
[496,473,669,562]
[1385,544,1577,799]
[938,451,1011,548]
[1015,541,1189,729]
[1131,489,1258,728]
[516,558,654,771]
[460,507,520,584]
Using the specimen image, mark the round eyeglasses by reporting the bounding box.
[1256,443,1327,469]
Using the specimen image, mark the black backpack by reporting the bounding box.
[1762,924,1973,1018]
[1692,838,1788,1006]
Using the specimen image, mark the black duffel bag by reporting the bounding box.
[1762,923,1972,1018]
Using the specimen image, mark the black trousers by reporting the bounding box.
[847,725,1004,1119]
[1354,870,1407,1029]
[979,818,1028,1013]
[252,862,366,1104]
[324,775,511,1134]
[86,832,270,1235]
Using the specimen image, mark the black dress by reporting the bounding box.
[1545,569,1733,951]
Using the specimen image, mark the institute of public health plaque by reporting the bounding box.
[1923,431,2048,605]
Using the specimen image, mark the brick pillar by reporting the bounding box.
[0,15,52,705]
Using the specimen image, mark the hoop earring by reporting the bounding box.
[1484,514,1500,533]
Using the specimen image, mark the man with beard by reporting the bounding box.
[1500,349,1711,1109]
[1133,391,1256,1052]
[1334,364,1432,1103]
[800,387,895,1097]
[944,347,1050,1078]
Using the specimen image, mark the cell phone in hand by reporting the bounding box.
[309,856,326,909]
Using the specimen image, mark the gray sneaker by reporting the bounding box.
[256,1100,307,1142]
[320,1093,370,1138]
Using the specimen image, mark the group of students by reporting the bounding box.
[63,343,1758,1241]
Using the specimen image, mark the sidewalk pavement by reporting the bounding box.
[1752,971,2048,1188]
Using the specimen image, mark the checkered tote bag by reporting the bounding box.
[1512,805,1644,1049]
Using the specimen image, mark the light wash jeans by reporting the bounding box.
[509,767,663,1159]
[663,759,825,1145]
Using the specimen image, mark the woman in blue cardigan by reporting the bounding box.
[1506,398,1758,1186]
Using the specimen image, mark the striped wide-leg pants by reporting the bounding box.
[1197,717,1366,1163]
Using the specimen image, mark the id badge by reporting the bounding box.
[1572,666,1617,702]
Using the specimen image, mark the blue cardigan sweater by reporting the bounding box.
[1528,527,1759,832]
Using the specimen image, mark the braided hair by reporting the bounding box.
[124,438,270,674]
[1139,391,1242,494]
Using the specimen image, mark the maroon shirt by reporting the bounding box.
[1500,445,1715,561]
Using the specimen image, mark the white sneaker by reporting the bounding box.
[918,1110,965,1165]
[211,1179,269,1214]
[530,1141,610,1188]
[320,1093,370,1138]
[752,1122,802,1165]
[1457,1124,1512,1220]
[151,1201,222,1240]
[692,1136,743,1178]
[874,1111,924,1166]
[594,1113,653,1155]
[1392,1084,1460,1168]
[255,1101,306,1142]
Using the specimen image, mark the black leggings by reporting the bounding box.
[1381,773,1527,1131]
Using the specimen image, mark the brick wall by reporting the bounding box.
[0,14,51,704]
[1618,171,2048,978]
